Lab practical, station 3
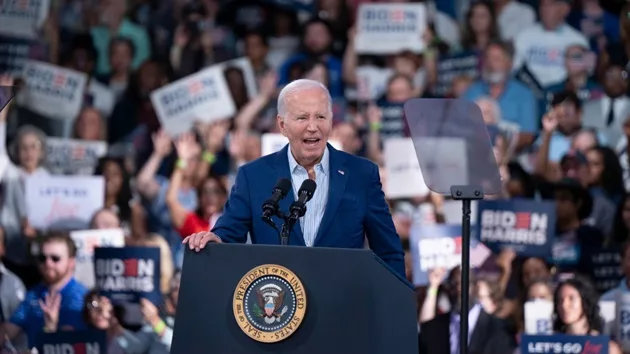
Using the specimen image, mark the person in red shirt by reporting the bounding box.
[166,133,227,238]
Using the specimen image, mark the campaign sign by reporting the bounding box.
[36,330,107,354]
[383,137,430,199]
[151,66,235,136]
[476,199,555,257]
[520,334,609,354]
[355,3,427,54]
[18,60,87,120]
[94,247,161,305]
[25,175,105,230]
[45,138,108,175]
[432,51,480,97]
[261,0,314,12]
[587,248,623,294]
[0,36,48,75]
[409,224,491,286]
[0,0,50,40]
[71,228,125,289]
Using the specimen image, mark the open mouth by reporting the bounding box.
[303,138,321,146]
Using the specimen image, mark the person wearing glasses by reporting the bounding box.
[0,232,88,348]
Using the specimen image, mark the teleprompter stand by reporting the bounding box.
[450,186,484,354]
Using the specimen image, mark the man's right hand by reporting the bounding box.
[182,231,222,252]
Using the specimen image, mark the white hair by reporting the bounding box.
[277,79,333,119]
[475,96,502,123]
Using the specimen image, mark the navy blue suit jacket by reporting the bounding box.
[211,144,405,278]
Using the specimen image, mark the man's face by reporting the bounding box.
[38,241,73,285]
[484,45,510,76]
[565,46,591,75]
[277,87,332,166]
[556,102,582,132]
[331,122,360,154]
[244,34,268,62]
[539,0,568,30]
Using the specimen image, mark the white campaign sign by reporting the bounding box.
[18,60,87,120]
[383,137,429,199]
[71,228,125,288]
[355,3,427,54]
[151,66,235,136]
[261,133,342,156]
[45,138,108,175]
[25,175,105,230]
[524,300,553,334]
[0,0,50,39]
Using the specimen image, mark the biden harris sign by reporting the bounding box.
[476,199,555,257]
[93,247,161,305]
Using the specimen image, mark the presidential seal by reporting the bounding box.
[232,264,307,343]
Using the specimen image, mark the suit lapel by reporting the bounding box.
[469,310,489,353]
[314,145,348,245]
[273,145,305,246]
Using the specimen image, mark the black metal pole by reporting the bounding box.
[459,198,471,354]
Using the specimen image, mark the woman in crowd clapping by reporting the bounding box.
[553,276,622,353]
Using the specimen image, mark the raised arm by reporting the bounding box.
[137,129,172,200]
[166,133,200,230]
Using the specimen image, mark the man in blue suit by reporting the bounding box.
[183,79,405,277]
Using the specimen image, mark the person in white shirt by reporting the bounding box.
[492,0,536,41]
[512,0,589,87]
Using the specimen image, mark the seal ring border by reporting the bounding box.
[232,264,307,343]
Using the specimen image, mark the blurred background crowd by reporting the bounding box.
[0,0,630,352]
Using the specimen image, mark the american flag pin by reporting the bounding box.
[338,170,345,175]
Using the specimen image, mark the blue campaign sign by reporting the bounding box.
[587,247,623,294]
[521,334,609,354]
[476,199,556,257]
[93,247,161,305]
[261,0,314,12]
[432,51,480,97]
[36,330,107,354]
[410,224,488,286]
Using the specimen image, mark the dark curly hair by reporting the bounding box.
[553,275,602,333]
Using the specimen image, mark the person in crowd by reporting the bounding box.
[183,79,405,277]
[554,276,622,353]
[90,208,122,230]
[512,0,589,87]
[72,107,108,142]
[0,232,88,348]
[136,129,198,268]
[463,41,538,150]
[544,44,604,103]
[96,37,136,101]
[166,134,227,238]
[492,0,536,41]
[511,278,554,338]
[461,1,500,54]
[585,146,625,206]
[419,267,516,354]
[82,290,170,353]
[94,157,133,228]
[613,194,630,245]
[90,0,151,75]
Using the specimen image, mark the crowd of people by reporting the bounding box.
[0,0,629,352]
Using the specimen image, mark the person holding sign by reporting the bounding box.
[183,79,405,277]
[553,276,622,353]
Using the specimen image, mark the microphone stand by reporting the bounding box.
[261,204,307,246]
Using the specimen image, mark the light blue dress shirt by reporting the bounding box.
[287,147,330,247]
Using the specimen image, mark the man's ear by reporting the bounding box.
[277,115,287,137]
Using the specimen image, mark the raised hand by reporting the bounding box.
[151,129,172,157]
[175,132,201,160]
[39,292,61,331]
[541,106,561,133]
[205,120,230,154]
[259,71,278,99]
[428,267,446,289]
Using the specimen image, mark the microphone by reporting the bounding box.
[289,179,317,220]
[262,178,292,219]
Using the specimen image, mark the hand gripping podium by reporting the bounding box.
[171,243,419,354]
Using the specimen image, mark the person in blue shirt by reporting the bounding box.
[463,41,538,152]
[0,232,88,348]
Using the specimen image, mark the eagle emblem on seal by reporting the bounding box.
[255,283,289,324]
